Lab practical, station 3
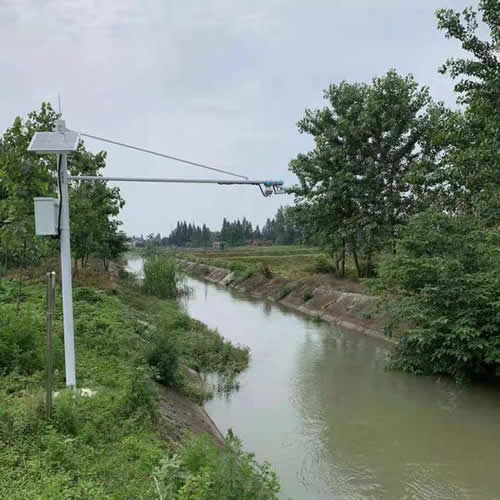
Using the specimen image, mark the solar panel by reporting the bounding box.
[28,130,80,154]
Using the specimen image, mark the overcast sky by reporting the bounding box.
[1,0,473,236]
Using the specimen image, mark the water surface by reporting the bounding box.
[129,256,500,499]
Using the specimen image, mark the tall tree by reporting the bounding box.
[0,103,126,274]
[435,0,499,220]
[290,70,434,276]
[0,103,59,271]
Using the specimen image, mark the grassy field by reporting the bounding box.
[0,265,279,499]
[178,245,360,282]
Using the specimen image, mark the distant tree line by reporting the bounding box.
[131,206,306,248]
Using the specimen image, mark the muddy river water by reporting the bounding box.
[128,257,500,499]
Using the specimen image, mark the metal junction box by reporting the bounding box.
[34,197,59,235]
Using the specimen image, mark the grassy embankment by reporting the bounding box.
[0,262,279,499]
[175,245,363,291]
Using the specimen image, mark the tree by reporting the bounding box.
[0,103,59,272]
[290,71,434,276]
[0,103,127,275]
[372,1,500,381]
[434,0,499,220]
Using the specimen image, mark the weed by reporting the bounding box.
[154,434,280,499]
[260,262,273,279]
[143,256,187,299]
[0,307,44,376]
[278,284,295,299]
[312,314,323,323]
[314,255,336,274]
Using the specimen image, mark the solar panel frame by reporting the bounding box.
[28,130,80,154]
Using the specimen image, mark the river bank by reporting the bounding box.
[0,264,280,498]
[179,259,396,346]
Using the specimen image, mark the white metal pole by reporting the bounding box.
[58,152,76,388]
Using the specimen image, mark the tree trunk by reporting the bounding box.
[16,269,23,314]
[366,249,375,277]
[352,248,362,277]
[341,239,346,278]
[16,239,27,314]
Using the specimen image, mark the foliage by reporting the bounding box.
[154,433,280,500]
[303,290,314,301]
[0,306,44,376]
[290,70,435,277]
[278,284,295,300]
[152,307,249,379]
[314,255,336,274]
[165,222,212,248]
[0,103,127,274]
[0,274,261,498]
[147,330,183,386]
[0,103,59,271]
[434,0,499,219]
[69,147,126,271]
[131,205,306,249]
[373,211,500,381]
[142,255,187,299]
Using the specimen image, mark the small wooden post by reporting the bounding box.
[46,271,56,418]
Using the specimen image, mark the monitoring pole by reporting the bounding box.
[57,125,76,387]
[29,119,79,388]
[29,120,284,390]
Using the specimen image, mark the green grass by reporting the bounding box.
[0,273,269,499]
[142,255,188,299]
[178,245,359,281]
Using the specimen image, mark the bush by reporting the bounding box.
[374,211,500,382]
[314,255,336,274]
[147,331,183,387]
[0,279,18,303]
[229,261,247,274]
[278,284,294,299]
[0,307,44,375]
[142,256,186,299]
[73,287,103,304]
[154,434,280,499]
[303,290,314,301]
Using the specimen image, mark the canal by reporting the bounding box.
[129,257,500,499]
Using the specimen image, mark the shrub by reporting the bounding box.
[73,287,103,304]
[314,255,336,274]
[373,211,500,382]
[278,284,294,299]
[0,307,44,375]
[0,279,18,303]
[229,261,247,274]
[303,290,314,301]
[154,434,280,499]
[121,367,157,420]
[147,331,183,387]
[142,256,187,299]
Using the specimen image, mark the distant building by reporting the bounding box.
[212,241,225,250]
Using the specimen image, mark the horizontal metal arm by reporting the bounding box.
[68,175,284,186]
